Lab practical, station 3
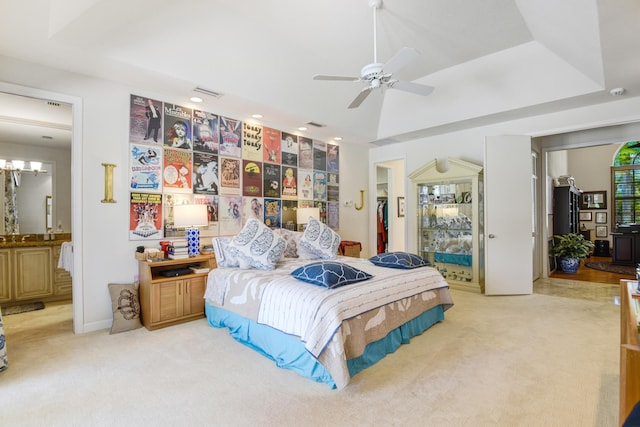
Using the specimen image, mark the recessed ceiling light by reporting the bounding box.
[252,114,263,119]
[298,126,308,131]
[190,96,203,103]
[334,137,343,141]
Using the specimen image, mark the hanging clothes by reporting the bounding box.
[377,199,388,254]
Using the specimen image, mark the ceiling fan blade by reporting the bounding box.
[388,80,434,96]
[313,74,360,82]
[348,87,373,109]
[383,47,420,75]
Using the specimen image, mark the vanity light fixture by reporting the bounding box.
[0,159,48,175]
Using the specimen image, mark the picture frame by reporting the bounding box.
[595,212,607,224]
[397,197,405,218]
[580,191,607,210]
[579,212,592,221]
[595,225,608,238]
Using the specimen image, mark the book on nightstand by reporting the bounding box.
[189,266,210,274]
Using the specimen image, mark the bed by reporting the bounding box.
[204,247,453,389]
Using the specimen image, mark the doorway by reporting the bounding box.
[372,159,406,255]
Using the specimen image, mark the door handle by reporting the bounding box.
[488,234,496,238]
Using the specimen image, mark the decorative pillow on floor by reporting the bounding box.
[273,228,302,258]
[108,283,142,334]
[291,261,373,289]
[369,252,431,269]
[299,217,341,260]
[212,237,240,268]
[228,218,286,270]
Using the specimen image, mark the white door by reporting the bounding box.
[484,135,533,295]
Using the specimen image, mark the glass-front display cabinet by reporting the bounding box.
[409,158,484,293]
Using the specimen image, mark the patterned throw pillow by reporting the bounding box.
[273,228,302,258]
[108,283,142,334]
[227,218,286,270]
[291,261,373,289]
[298,217,341,260]
[212,237,239,268]
[369,252,431,269]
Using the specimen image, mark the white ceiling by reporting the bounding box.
[0,0,638,148]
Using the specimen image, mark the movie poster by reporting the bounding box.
[327,201,339,231]
[219,195,243,235]
[242,122,263,161]
[264,198,281,229]
[298,168,313,200]
[194,194,219,237]
[242,196,263,225]
[219,116,242,158]
[193,152,218,195]
[313,170,327,200]
[130,95,163,145]
[192,109,219,154]
[263,163,281,198]
[163,104,192,150]
[281,132,298,167]
[129,192,163,240]
[263,126,281,164]
[315,201,327,224]
[129,144,162,191]
[281,166,297,200]
[281,200,297,230]
[162,193,193,238]
[219,157,240,194]
[298,136,313,169]
[313,140,327,171]
[327,172,339,202]
[163,148,192,193]
[327,143,339,173]
[242,160,262,197]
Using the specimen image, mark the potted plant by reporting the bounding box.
[553,233,595,273]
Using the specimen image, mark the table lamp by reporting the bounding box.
[296,207,320,231]
[173,204,208,256]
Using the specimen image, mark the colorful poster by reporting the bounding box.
[162,193,193,238]
[313,170,327,200]
[219,157,241,194]
[298,168,313,200]
[263,126,281,164]
[327,172,339,202]
[129,95,162,145]
[281,132,298,167]
[281,200,297,230]
[242,160,262,197]
[192,110,219,154]
[327,201,339,230]
[327,143,339,173]
[313,140,327,171]
[163,104,192,149]
[281,166,297,199]
[315,201,327,224]
[163,148,192,192]
[129,192,163,240]
[193,152,218,195]
[219,116,242,158]
[242,196,263,225]
[129,144,162,191]
[298,136,313,169]
[242,122,263,161]
[219,195,243,235]
[263,163,281,198]
[194,194,219,237]
[264,198,281,229]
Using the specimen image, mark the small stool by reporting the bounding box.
[594,239,610,257]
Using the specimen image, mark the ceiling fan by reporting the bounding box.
[313,0,434,109]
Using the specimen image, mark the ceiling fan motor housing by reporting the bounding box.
[361,63,385,81]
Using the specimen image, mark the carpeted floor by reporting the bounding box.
[1,302,44,316]
[585,261,636,276]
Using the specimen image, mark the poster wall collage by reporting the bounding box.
[128,95,340,241]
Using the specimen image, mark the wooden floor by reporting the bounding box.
[549,255,634,284]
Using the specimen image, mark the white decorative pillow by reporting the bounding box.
[299,217,341,260]
[212,237,239,268]
[273,228,302,258]
[227,218,286,270]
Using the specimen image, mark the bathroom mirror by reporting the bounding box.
[0,165,54,234]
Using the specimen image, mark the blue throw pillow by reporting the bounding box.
[368,252,430,269]
[291,261,373,289]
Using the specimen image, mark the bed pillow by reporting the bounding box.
[108,282,142,334]
[212,237,239,268]
[298,217,341,260]
[291,261,373,289]
[227,218,287,270]
[369,252,431,269]
[273,228,302,258]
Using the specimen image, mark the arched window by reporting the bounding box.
[614,141,640,166]
[612,142,640,225]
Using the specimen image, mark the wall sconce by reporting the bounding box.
[296,207,320,231]
[173,204,209,256]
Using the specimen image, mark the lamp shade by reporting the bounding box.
[297,207,320,225]
[173,204,208,227]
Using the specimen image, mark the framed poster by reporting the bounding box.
[595,212,607,224]
[595,225,608,238]
[580,191,607,210]
[579,212,592,221]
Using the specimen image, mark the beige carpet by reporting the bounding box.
[0,288,620,426]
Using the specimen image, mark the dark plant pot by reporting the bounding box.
[559,257,580,273]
